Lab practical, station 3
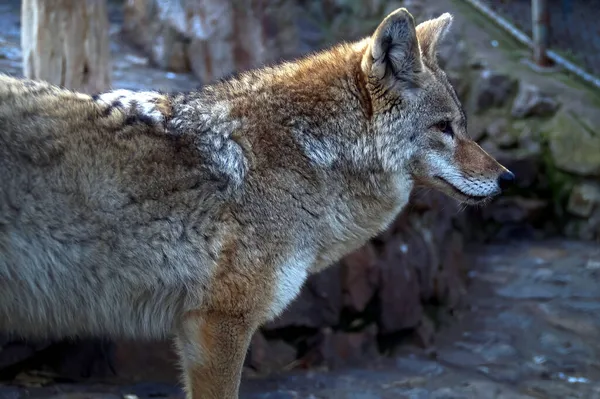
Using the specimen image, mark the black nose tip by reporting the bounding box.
[498,171,515,191]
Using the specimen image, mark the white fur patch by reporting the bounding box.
[268,253,311,319]
[171,100,248,188]
[96,89,167,125]
[392,172,414,208]
[374,133,415,173]
[432,156,500,197]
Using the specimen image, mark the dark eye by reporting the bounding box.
[435,121,454,137]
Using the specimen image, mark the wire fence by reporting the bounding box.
[477,0,600,78]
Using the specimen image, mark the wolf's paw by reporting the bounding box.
[94,89,170,125]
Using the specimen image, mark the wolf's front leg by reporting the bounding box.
[176,310,256,399]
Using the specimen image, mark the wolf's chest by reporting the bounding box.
[266,252,313,320]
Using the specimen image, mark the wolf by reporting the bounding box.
[0,8,513,399]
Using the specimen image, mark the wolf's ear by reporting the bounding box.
[364,8,422,89]
[416,13,453,65]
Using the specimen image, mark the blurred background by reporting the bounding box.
[1,0,600,398]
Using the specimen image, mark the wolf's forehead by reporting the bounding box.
[424,71,465,118]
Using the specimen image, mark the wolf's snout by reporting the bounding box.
[497,171,515,191]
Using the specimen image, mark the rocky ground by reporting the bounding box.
[2,240,600,399]
[2,0,600,398]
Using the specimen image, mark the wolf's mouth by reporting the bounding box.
[433,176,492,203]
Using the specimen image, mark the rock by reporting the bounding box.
[308,325,380,369]
[122,382,182,398]
[482,142,541,188]
[513,122,543,155]
[436,347,487,368]
[403,191,463,294]
[487,119,518,149]
[586,211,600,240]
[395,356,445,377]
[341,243,379,313]
[377,231,426,334]
[486,118,507,136]
[374,191,468,325]
[523,380,588,399]
[547,109,600,177]
[0,339,117,381]
[538,304,600,337]
[112,340,179,383]
[265,263,343,330]
[469,58,487,69]
[434,231,467,311]
[122,0,190,72]
[494,225,541,242]
[123,0,300,84]
[511,82,560,118]
[451,340,519,366]
[413,317,436,348]
[432,380,536,399]
[43,395,121,399]
[40,340,117,381]
[437,38,468,73]
[398,191,466,311]
[477,364,523,384]
[0,386,20,399]
[564,214,600,241]
[428,196,462,247]
[567,182,600,217]
[381,375,428,390]
[247,333,297,373]
[447,70,470,102]
[322,0,391,20]
[482,197,548,224]
[0,340,46,370]
[468,114,493,142]
[502,154,540,189]
[472,70,518,113]
[527,246,569,261]
[538,331,590,360]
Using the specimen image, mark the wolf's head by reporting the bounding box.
[362,8,513,204]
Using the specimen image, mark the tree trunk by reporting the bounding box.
[21,0,112,94]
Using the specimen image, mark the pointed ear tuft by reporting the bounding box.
[364,8,423,89]
[416,12,454,65]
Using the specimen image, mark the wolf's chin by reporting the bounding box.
[432,176,499,205]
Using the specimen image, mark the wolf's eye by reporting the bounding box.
[435,121,454,137]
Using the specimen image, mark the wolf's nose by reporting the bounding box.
[498,171,515,191]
